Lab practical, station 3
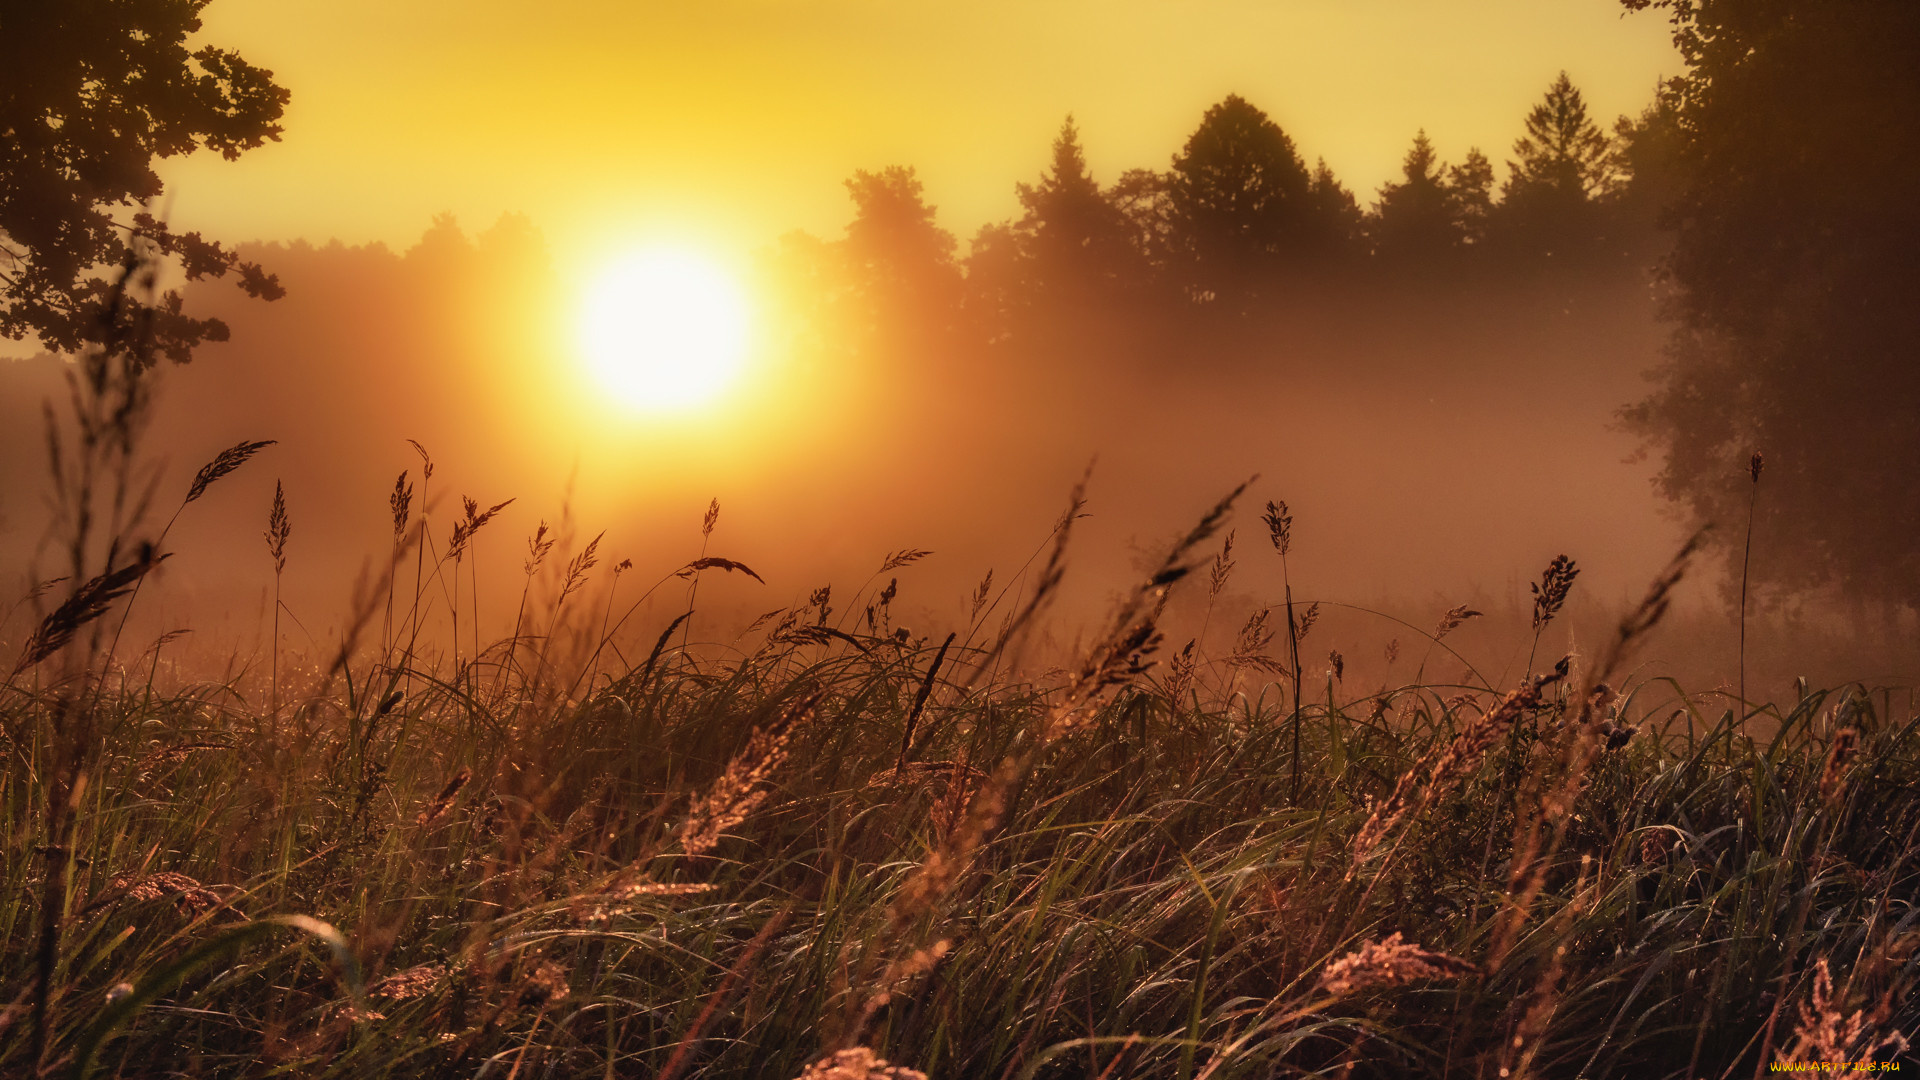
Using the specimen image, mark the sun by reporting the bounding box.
[579,248,751,411]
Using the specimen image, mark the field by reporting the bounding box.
[4,400,1916,1078]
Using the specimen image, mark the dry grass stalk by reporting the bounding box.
[899,632,954,766]
[406,438,434,480]
[1491,531,1705,970]
[968,569,993,623]
[854,938,953,1034]
[1639,827,1678,866]
[1208,530,1235,601]
[523,521,554,575]
[1165,639,1198,706]
[1295,601,1320,642]
[679,726,790,856]
[265,481,290,573]
[450,495,514,561]
[12,549,166,676]
[972,472,1090,679]
[1777,958,1909,1063]
[1434,604,1481,640]
[1318,932,1478,996]
[1225,610,1285,675]
[1820,728,1858,805]
[675,556,765,583]
[864,760,987,789]
[796,1047,930,1080]
[870,479,1247,1042]
[111,871,222,913]
[372,963,446,1001]
[1530,555,1579,632]
[416,768,472,826]
[1350,659,1569,864]
[185,439,276,506]
[557,532,603,607]
[388,470,412,539]
[878,548,932,573]
[678,696,815,856]
[1262,500,1292,556]
[568,869,718,924]
[519,959,570,1005]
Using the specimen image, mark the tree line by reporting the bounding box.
[789,70,1674,350]
[5,0,1917,613]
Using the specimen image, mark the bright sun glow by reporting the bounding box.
[579,248,750,411]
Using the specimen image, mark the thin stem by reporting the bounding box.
[1739,480,1758,747]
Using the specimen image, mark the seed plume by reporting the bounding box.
[1434,604,1481,640]
[1319,932,1478,996]
[184,439,275,505]
[1530,555,1579,632]
[264,481,290,573]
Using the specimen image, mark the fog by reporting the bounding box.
[0,215,1780,696]
[7,77,1915,705]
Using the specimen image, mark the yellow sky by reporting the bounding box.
[161,0,1678,271]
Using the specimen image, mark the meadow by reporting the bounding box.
[3,340,1916,1079]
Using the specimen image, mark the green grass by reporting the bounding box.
[4,567,1917,1077]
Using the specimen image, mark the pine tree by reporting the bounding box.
[1495,73,1623,259]
[1372,131,1462,261]
[1013,117,1134,299]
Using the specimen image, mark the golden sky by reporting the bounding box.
[162,0,1679,270]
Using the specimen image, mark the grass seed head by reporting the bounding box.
[416,768,471,826]
[1820,728,1858,805]
[1531,555,1579,632]
[389,470,412,539]
[795,1047,928,1080]
[185,439,275,505]
[113,871,221,913]
[1295,601,1321,641]
[524,521,554,576]
[968,569,992,621]
[265,481,290,573]
[1779,957,1909,1063]
[1435,604,1482,640]
[1319,932,1478,996]
[1208,530,1235,600]
[879,548,932,572]
[1262,499,1292,557]
[372,964,446,1001]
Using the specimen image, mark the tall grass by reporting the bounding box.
[2,268,1913,1076]
[5,498,1917,1075]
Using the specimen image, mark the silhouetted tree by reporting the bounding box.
[1609,85,1687,252]
[1447,149,1497,248]
[1372,131,1463,262]
[0,0,288,362]
[843,166,961,336]
[1165,95,1316,302]
[1622,0,1920,607]
[1012,117,1137,302]
[1107,167,1176,275]
[1495,73,1623,260]
[1305,159,1364,256]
